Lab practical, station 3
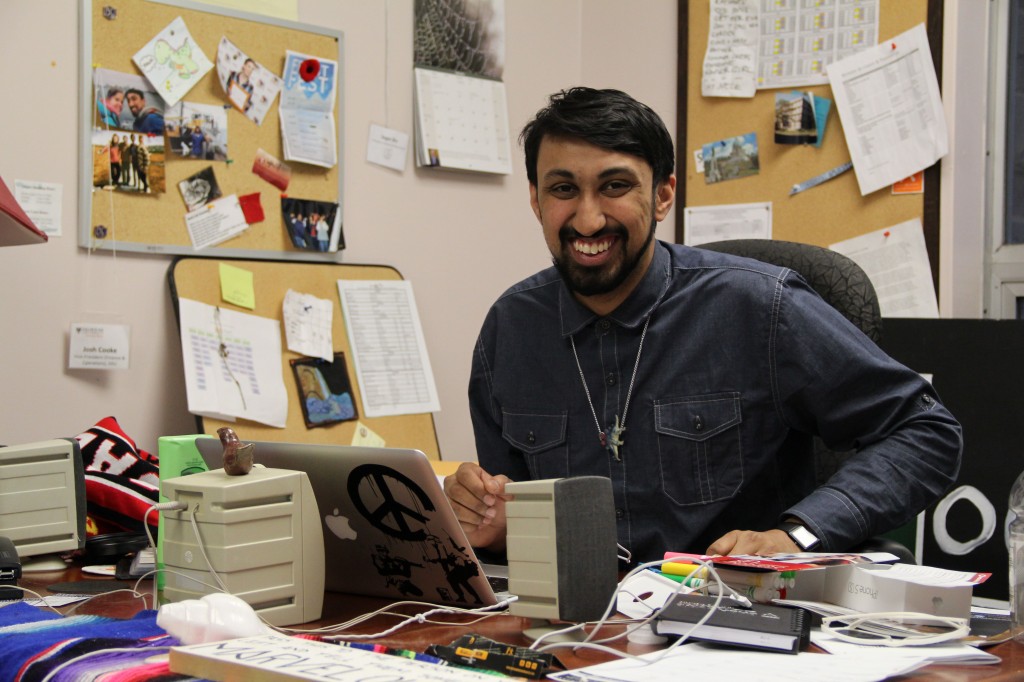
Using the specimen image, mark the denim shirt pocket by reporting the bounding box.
[501,410,569,479]
[654,392,743,506]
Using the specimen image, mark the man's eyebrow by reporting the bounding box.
[598,166,641,180]
[540,166,642,183]
[540,168,575,183]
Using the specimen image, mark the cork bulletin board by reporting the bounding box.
[676,0,943,287]
[168,257,442,459]
[79,0,345,261]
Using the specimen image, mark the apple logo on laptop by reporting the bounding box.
[325,508,357,541]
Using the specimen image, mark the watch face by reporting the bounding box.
[789,524,819,550]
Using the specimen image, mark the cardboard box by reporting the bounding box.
[823,563,974,619]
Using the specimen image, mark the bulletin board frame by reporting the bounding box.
[167,257,442,460]
[79,0,346,262]
[676,0,944,290]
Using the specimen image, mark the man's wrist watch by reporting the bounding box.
[777,521,820,551]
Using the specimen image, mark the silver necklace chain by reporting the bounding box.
[569,315,651,461]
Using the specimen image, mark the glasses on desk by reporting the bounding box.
[821,611,970,647]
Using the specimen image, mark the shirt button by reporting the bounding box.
[598,319,611,331]
[922,395,933,405]
[606,373,617,386]
[615,508,625,519]
[693,415,704,431]
[527,431,536,445]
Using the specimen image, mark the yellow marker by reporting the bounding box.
[662,562,709,579]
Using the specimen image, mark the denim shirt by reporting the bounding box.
[469,241,962,563]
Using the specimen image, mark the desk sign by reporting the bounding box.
[69,322,130,370]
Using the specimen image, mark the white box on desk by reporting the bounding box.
[783,567,827,601]
[823,563,973,619]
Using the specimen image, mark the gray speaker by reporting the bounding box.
[505,476,618,624]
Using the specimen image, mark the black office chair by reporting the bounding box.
[699,238,882,342]
[697,239,913,563]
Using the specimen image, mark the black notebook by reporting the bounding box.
[653,594,810,654]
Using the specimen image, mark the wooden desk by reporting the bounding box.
[17,565,1024,680]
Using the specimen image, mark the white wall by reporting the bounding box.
[0,0,678,459]
[940,0,989,318]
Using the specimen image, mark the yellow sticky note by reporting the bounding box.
[219,262,256,309]
[351,421,386,448]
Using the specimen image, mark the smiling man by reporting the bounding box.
[443,87,962,564]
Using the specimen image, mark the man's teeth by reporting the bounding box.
[574,240,611,255]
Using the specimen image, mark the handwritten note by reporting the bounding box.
[282,289,333,362]
[702,0,759,98]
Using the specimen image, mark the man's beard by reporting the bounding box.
[552,219,656,297]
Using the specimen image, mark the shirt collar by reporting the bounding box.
[559,240,672,336]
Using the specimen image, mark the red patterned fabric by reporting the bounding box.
[75,416,160,537]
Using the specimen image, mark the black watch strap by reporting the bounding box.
[777,521,820,551]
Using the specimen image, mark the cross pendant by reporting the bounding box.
[607,415,626,461]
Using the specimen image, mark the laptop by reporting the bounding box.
[194,438,505,608]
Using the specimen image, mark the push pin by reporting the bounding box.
[299,58,320,82]
[102,6,117,19]
[93,225,108,239]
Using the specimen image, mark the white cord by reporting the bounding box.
[285,596,519,639]
[531,557,739,666]
[170,502,229,595]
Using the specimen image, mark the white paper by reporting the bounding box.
[215,36,283,126]
[337,280,441,418]
[701,0,759,98]
[282,289,333,362]
[830,219,938,318]
[13,180,61,237]
[132,17,213,107]
[367,123,409,172]
[548,643,930,682]
[184,194,248,249]
[68,322,130,370]
[279,50,338,168]
[414,67,512,174]
[683,202,771,246]
[828,23,948,195]
[177,297,288,428]
[757,0,880,89]
[812,631,1000,666]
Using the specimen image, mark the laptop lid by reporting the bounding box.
[195,438,498,608]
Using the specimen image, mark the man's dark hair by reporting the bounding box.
[125,88,146,100]
[519,87,675,186]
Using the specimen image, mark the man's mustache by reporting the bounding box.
[558,225,628,242]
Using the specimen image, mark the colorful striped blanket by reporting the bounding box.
[0,602,200,681]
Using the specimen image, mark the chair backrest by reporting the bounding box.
[697,239,882,342]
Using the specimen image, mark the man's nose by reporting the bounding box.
[572,194,606,235]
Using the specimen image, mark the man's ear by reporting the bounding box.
[529,183,542,222]
[654,175,677,221]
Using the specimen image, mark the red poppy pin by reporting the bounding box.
[299,59,320,82]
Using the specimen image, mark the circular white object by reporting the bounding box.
[932,485,996,555]
[81,564,118,576]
